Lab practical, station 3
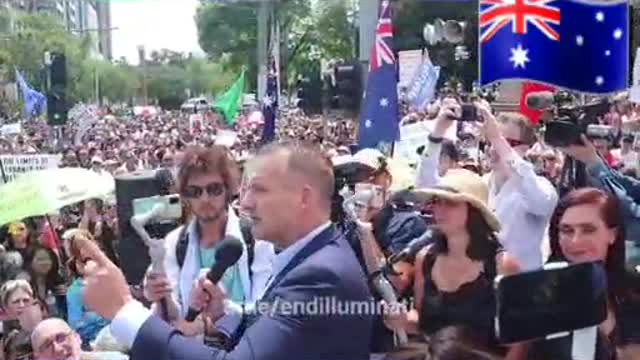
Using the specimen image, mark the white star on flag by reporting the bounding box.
[365,119,372,128]
[595,76,604,85]
[596,11,604,22]
[509,44,530,69]
[613,28,623,40]
[379,98,389,107]
[576,35,584,46]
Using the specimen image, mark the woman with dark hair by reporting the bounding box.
[384,169,519,353]
[527,187,628,360]
[22,246,67,319]
[4,222,35,261]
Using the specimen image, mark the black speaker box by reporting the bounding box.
[115,169,177,285]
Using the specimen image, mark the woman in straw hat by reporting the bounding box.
[384,168,520,355]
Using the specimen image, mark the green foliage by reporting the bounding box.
[0,10,234,110]
[195,0,354,91]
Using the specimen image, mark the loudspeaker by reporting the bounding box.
[115,169,177,285]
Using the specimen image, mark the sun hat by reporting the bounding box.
[409,168,500,232]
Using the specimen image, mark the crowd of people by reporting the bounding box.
[0,93,639,360]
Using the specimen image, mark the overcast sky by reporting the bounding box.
[110,0,204,64]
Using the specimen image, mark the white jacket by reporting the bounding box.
[152,207,275,319]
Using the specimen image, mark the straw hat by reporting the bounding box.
[409,168,500,232]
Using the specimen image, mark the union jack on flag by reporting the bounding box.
[479,0,629,95]
[369,0,395,70]
[480,0,561,44]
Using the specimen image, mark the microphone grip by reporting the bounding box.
[184,268,226,322]
[185,307,199,322]
[159,298,170,322]
[372,275,408,345]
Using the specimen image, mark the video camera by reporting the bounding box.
[526,91,611,147]
[526,91,610,193]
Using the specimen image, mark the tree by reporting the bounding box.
[195,0,313,91]
[394,0,478,91]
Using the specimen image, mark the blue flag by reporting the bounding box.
[15,69,47,117]
[479,0,629,94]
[358,0,399,153]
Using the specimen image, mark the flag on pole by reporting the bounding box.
[214,70,245,126]
[358,0,399,153]
[15,69,47,118]
[261,19,279,144]
[479,0,629,94]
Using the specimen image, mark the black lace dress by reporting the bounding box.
[418,248,500,342]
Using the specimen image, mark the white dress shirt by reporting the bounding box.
[110,221,332,349]
[416,139,558,271]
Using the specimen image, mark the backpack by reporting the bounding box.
[175,217,255,279]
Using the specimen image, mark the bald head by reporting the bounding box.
[31,318,71,348]
[256,141,335,209]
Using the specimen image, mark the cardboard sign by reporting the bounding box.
[398,49,424,88]
[393,121,457,165]
[0,154,61,183]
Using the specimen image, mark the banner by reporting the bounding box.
[398,49,424,88]
[406,58,440,112]
[0,154,62,183]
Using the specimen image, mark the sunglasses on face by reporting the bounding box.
[183,182,225,199]
[38,331,73,353]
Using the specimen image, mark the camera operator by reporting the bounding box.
[141,146,275,337]
[558,135,640,244]
[416,98,558,271]
[339,148,429,353]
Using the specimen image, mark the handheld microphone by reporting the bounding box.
[525,91,555,111]
[185,235,244,322]
[389,228,436,264]
[372,275,408,345]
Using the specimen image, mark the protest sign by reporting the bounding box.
[398,50,424,88]
[0,123,22,136]
[394,121,457,165]
[0,154,62,183]
[215,130,238,148]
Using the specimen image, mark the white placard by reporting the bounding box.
[393,121,457,165]
[215,130,238,148]
[630,48,640,104]
[0,123,21,136]
[0,154,62,183]
[398,49,424,88]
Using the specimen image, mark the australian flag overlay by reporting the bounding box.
[358,0,399,152]
[479,0,629,94]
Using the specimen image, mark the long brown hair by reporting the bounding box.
[548,188,626,300]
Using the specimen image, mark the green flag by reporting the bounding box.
[214,71,245,125]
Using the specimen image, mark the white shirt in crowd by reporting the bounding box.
[416,140,558,271]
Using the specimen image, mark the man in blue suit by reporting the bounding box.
[80,141,374,360]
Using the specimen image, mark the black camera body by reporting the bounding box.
[544,99,610,147]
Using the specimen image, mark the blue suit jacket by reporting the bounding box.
[130,225,373,360]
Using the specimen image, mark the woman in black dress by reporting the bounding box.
[384,169,520,356]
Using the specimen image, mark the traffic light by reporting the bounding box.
[333,62,362,112]
[47,91,68,126]
[47,52,68,125]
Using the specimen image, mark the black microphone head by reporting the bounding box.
[525,91,555,111]
[215,235,244,268]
